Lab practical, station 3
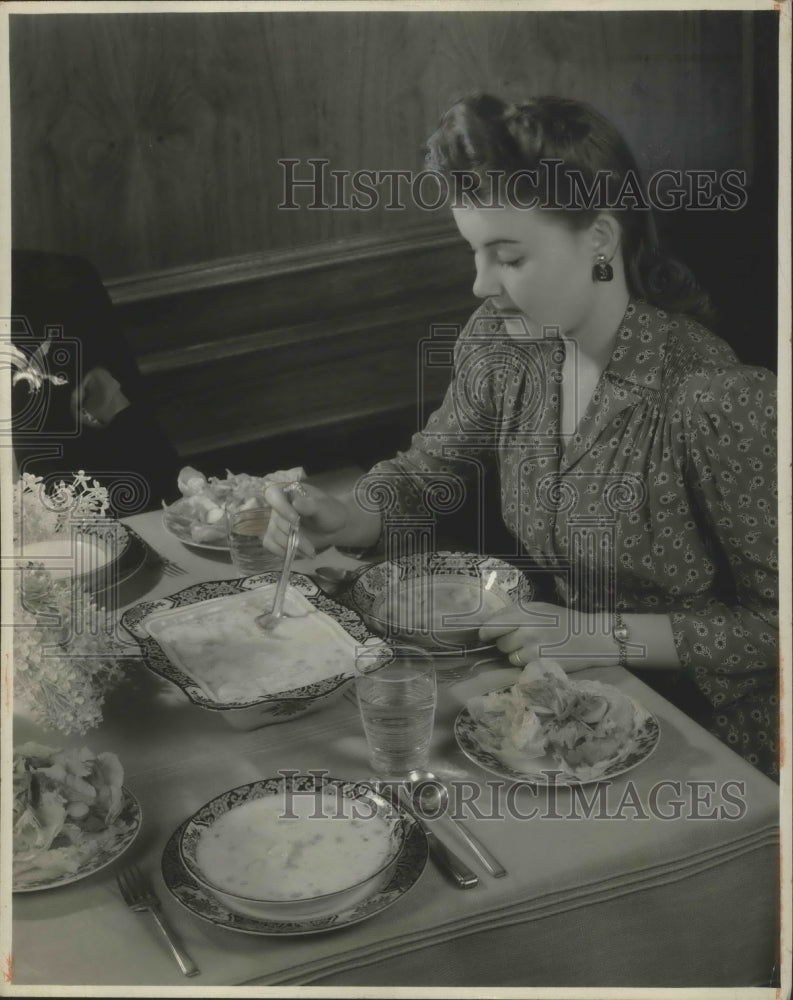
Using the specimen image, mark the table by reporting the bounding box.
[10,510,781,989]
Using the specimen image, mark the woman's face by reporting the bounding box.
[452,205,607,339]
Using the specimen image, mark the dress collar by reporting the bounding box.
[601,299,672,396]
[479,296,673,395]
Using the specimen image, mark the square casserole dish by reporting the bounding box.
[121,573,381,730]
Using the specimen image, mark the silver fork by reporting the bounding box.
[159,556,187,577]
[116,863,199,977]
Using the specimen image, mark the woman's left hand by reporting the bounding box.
[478,602,618,672]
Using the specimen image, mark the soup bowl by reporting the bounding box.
[347,551,535,653]
[178,774,408,921]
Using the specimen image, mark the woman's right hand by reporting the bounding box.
[262,482,350,559]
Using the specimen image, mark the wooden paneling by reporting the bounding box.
[9,9,769,474]
[108,224,476,464]
[11,10,751,278]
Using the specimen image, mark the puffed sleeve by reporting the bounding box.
[670,365,779,775]
[364,304,503,519]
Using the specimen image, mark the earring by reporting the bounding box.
[592,254,613,282]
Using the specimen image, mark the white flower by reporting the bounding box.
[12,473,129,734]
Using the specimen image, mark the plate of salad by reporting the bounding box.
[161,466,305,550]
[13,743,142,892]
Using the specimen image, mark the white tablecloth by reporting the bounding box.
[10,510,781,990]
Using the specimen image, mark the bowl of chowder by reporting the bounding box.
[348,551,534,653]
[178,774,408,920]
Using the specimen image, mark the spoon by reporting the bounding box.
[376,780,479,889]
[411,772,507,878]
[309,565,362,595]
[255,520,300,630]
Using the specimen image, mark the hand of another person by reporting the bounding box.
[263,482,350,559]
[478,602,619,671]
[70,367,130,428]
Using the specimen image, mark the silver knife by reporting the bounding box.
[395,785,479,889]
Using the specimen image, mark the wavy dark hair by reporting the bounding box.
[425,94,713,322]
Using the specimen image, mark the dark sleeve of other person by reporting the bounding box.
[11,250,180,513]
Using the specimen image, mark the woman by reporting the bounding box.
[265,95,779,779]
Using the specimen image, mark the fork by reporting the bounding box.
[158,556,187,578]
[116,863,199,977]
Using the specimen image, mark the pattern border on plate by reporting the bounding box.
[454,688,660,786]
[13,786,143,893]
[120,574,381,711]
[15,521,144,595]
[161,785,428,936]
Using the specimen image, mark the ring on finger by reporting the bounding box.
[508,649,525,667]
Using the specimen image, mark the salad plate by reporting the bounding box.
[162,466,305,550]
[162,794,428,936]
[13,787,143,893]
[455,686,660,786]
[161,500,230,551]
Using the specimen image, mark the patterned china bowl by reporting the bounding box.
[120,574,380,730]
[178,774,408,921]
[347,551,534,653]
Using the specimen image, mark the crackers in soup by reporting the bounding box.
[195,793,396,900]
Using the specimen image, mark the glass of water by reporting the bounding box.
[226,503,284,576]
[226,480,306,576]
[354,645,437,779]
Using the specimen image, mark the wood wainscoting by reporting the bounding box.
[107,224,476,476]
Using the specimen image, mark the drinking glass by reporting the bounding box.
[226,480,306,576]
[354,645,437,778]
[226,503,284,576]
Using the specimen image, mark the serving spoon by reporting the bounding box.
[411,772,507,878]
[255,520,300,630]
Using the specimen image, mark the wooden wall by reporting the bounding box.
[9,10,771,474]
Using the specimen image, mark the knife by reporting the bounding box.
[394,785,479,889]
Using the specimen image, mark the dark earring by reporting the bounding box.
[592,254,613,282]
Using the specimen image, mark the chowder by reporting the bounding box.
[194,792,396,901]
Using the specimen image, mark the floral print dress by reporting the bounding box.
[368,299,779,779]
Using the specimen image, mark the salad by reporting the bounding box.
[13,742,137,885]
[467,659,640,778]
[162,466,305,546]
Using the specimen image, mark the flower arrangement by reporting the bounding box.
[13,472,133,735]
[14,471,112,544]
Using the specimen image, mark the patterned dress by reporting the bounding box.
[368,299,779,779]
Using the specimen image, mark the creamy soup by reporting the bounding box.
[146,586,355,701]
[194,792,395,900]
[384,577,507,631]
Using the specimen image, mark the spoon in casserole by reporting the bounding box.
[255,519,300,631]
